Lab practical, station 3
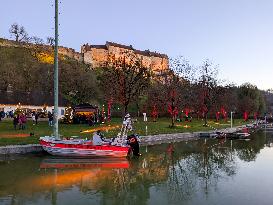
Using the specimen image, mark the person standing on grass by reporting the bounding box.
[0,111,4,121]
[18,114,23,129]
[22,114,27,130]
[10,110,14,118]
[48,112,53,126]
[35,112,39,125]
[32,113,36,125]
[13,115,19,130]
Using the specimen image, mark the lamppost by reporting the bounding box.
[53,0,59,139]
[230,111,234,128]
[265,113,267,129]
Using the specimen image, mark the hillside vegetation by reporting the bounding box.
[0,44,100,106]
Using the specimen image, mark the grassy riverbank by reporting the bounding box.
[0,118,249,146]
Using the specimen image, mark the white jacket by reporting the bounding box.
[92,133,103,145]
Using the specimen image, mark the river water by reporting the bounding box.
[0,130,273,205]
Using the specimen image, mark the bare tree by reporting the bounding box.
[46,37,55,46]
[30,36,44,45]
[98,53,152,114]
[9,23,29,42]
[171,56,196,82]
[197,59,219,126]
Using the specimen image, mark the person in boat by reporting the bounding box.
[127,134,141,156]
[92,130,110,145]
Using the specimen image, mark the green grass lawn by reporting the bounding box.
[0,117,249,146]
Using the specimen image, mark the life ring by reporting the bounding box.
[129,137,136,143]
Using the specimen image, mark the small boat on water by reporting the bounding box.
[40,137,131,157]
[40,114,140,158]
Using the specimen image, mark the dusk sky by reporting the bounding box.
[1,0,272,90]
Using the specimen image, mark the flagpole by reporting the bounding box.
[53,0,59,139]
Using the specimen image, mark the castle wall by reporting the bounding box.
[58,46,83,62]
[137,54,152,68]
[151,56,169,74]
[90,48,108,67]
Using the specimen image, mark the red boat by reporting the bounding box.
[39,114,140,158]
[40,136,131,158]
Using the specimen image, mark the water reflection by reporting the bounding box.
[0,131,273,205]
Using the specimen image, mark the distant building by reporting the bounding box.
[81,41,169,74]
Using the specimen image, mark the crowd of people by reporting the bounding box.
[0,110,55,130]
[0,110,14,121]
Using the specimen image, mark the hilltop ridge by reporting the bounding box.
[0,38,169,72]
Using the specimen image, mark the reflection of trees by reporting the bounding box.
[168,154,196,201]
[165,140,237,202]
[236,147,258,162]
[234,131,267,162]
[197,146,236,196]
[265,132,273,147]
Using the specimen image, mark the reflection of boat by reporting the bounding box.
[226,132,251,140]
[40,114,140,158]
[199,132,226,139]
[40,157,130,169]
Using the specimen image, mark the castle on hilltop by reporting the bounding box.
[0,38,169,73]
[81,42,169,74]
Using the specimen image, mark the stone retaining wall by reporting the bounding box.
[0,144,43,155]
[140,132,198,145]
[0,125,250,155]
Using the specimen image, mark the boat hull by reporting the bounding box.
[40,139,131,158]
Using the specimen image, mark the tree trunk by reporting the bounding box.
[16,34,19,42]
[136,102,140,117]
[204,112,208,126]
[124,103,129,115]
[171,98,175,127]
[171,115,175,127]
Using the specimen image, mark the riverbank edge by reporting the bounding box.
[0,125,247,155]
